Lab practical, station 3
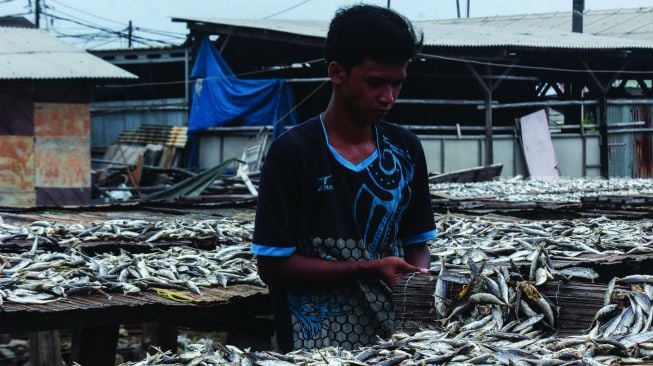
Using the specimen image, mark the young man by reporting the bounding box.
[252,5,437,352]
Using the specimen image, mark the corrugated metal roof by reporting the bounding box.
[173,15,653,50]
[416,22,653,49]
[432,7,653,41]
[0,27,137,79]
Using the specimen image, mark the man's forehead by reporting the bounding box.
[356,59,407,78]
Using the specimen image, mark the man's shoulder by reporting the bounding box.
[273,116,322,148]
[266,116,322,159]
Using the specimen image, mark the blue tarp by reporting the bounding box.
[188,37,298,137]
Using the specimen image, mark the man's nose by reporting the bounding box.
[379,85,396,106]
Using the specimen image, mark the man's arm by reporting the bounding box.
[257,254,426,289]
[404,243,431,269]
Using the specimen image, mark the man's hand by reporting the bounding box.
[374,256,427,288]
[257,254,428,288]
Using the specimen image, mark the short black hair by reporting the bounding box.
[324,5,423,70]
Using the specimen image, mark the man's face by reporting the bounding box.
[330,58,407,125]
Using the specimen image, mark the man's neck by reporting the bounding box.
[322,103,373,147]
[322,101,377,166]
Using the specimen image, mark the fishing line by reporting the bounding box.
[400,271,419,328]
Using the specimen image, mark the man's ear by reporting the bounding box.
[328,61,346,85]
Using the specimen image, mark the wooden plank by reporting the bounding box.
[519,110,560,178]
[0,285,269,333]
[428,164,503,184]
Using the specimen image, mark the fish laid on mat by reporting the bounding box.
[0,217,253,246]
[430,176,653,203]
[0,243,263,305]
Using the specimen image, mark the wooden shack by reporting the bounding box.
[0,22,136,207]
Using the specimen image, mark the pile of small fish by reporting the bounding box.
[430,213,653,270]
[430,176,653,202]
[0,243,262,305]
[0,216,253,246]
[111,211,653,365]
[121,276,653,365]
[0,338,28,362]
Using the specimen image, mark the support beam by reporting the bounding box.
[579,57,630,178]
[395,98,494,105]
[478,98,653,109]
[551,83,564,97]
[538,84,552,98]
[219,34,231,53]
[477,99,597,110]
[466,60,516,166]
[598,94,609,178]
[466,63,492,166]
[637,79,652,96]
[484,84,493,166]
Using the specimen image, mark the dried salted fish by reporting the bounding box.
[0,243,263,305]
[0,217,254,246]
[431,176,653,203]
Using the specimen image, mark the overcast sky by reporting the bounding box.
[2,0,652,49]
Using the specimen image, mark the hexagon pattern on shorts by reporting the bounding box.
[290,237,395,350]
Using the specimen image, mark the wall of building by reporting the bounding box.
[0,81,92,207]
[607,105,653,178]
[90,98,188,150]
[197,128,603,178]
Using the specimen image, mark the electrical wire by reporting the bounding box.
[10,0,185,49]
[47,0,125,26]
[48,0,185,41]
[419,52,653,75]
[39,6,183,49]
[44,5,121,31]
[133,25,186,38]
[5,12,31,17]
[98,57,326,88]
[262,0,314,19]
[43,10,178,47]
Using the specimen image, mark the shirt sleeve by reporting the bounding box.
[399,137,437,246]
[251,139,300,257]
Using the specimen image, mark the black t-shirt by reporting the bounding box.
[252,115,436,351]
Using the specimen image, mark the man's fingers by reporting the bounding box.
[401,263,421,273]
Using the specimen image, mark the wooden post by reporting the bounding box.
[141,323,178,356]
[466,60,517,167]
[71,325,119,366]
[598,94,609,178]
[484,84,493,166]
[29,331,64,366]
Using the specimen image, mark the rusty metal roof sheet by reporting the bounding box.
[116,125,188,147]
[0,26,137,80]
[432,7,653,41]
[172,15,653,50]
